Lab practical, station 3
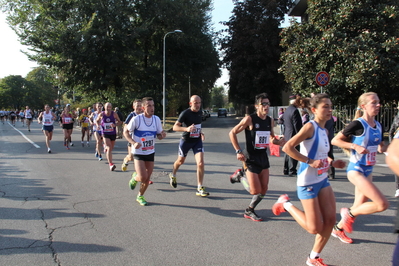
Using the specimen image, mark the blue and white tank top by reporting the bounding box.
[128,114,163,155]
[350,117,382,166]
[297,120,330,186]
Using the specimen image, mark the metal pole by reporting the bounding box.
[162,30,182,128]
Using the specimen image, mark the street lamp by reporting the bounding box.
[163,29,183,127]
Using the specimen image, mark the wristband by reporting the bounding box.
[236,149,242,154]
[305,158,310,164]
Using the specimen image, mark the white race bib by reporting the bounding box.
[255,131,270,149]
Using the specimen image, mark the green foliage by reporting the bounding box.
[220,0,293,107]
[280,0,399,105]
[210,85,226,108]
[1,0,220,117]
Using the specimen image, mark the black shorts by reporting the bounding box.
[62,123,74,130]
[42,125,54,132]
[244,151,270,174]
[133,153,155,162]
[104,134,116,141]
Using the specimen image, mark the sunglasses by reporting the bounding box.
[259,102,270,106]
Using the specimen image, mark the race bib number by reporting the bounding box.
[255,131,270,149]
[43,118,52,125]
[141,136,154,151]
[64,117,72,123]
[103,122,114,132]
[366,145,378,166]
[189,124,202,138]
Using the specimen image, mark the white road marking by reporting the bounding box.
[8,122,41,148]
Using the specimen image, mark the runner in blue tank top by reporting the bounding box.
[273,94,346,266]
[331,92,388,244]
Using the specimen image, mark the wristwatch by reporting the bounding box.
[236,149,242,154]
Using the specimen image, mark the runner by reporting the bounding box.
[122,99,143,171]
[19,109,25,126]
[96,102,121,171]
[79,108,90,147]
[229,93,285,221]
[0,110,4,124]
[386,130,399,265]
[169,95,209,197]
[38,104,57,153]
[90,103,104,161]
[9,109,17,126]
[331,92,388,244]
[272,93,346,266]
[126,97,166,206]
[24,106,34,132]
[61,104,75,149]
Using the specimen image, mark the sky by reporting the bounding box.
[0,0,288,87]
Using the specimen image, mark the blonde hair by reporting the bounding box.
[353,92,377,120]
[343,92,378,155]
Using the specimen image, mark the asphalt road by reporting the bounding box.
[0,114,397,266]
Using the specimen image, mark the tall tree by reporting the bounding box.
[0,75,36,110]
[1,0,220,116]
[26,67,58,108]
[280,0,399,105]
[220,0,293,107]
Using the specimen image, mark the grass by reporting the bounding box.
[164,117,177,132]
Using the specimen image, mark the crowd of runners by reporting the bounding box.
[2,92,399,266]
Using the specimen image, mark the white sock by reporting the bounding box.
[198,185,203,190]
[283,202,293,212]
[309,251,320,259]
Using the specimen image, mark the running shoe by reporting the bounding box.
[98,155,102,161]
[121,163,128,172]
[244,209,263,222]
[109,164,116,171]
[169,173,177,188]
[66,146,70,150]
[230,169,243,183]
[395,189,399,198]
[306,257,327,266]
[136,195,147,206]
[129,172,138,190]
[196,186,210,197]
[272,194,290,216]
[86,142,90,147]
[331,227,353,244]
[64,141,67,147]
[81,142,84,147]
[95,152,99,158]
[340,207,355,233]
[70,142,74,146]
[48,148,51,153]
[149,180,153,185]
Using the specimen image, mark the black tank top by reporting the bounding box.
[245,113,271,154]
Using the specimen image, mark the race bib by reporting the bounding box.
[366,145,378,166]
[43,118,52,125]
[255,131,270,149]
[141,136,155,151]
[189,124,202,138]
[103,122,114,132]
[317,152,329,176]
[64,117,72,123]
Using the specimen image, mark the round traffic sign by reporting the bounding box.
[315,71,330,86]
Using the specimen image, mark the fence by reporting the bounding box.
[271,105,398,133]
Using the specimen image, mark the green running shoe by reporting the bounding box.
[136,195,147,206]
[129,172,138,190]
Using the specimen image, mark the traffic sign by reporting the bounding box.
[315,71,330,87]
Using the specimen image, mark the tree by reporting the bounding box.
[0,75,35,110]
[210,86,226,108]
[26,67,58,108]
[280,0,399,105]
[220,0,293,107]
[1,0,220,117]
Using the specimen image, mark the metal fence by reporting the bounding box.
[271,105,398,133]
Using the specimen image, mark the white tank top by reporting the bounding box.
[297,121,330,186]
[42,111,54,126]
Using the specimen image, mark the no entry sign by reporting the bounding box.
[315,71,330,87]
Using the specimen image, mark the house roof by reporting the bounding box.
[288,0,308,16]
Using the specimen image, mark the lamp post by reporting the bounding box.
[163,29,183,127]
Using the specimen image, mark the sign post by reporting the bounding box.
[315,71,330,93]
